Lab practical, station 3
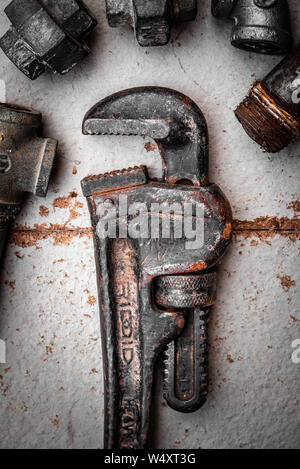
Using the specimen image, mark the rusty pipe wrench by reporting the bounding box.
[81,87,232,448]
[0,102,57,263]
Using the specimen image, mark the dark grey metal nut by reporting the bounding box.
[105,0,197,47]
[212,0,293,55]
[0,0,97,80]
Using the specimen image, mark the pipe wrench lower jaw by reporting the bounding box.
[82,165,232,447]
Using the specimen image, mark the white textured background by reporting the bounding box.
[0,0,299,449]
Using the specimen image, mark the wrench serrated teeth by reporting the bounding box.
[83,118,170,139]
[81,165,148,197]
[162,344,171,392]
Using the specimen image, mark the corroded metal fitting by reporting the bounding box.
[235,44,300,153]
[212,0,293,55]
[81,87,232,448]
[0,103,57,260]
[0,0,97,80]
[105,0,197,47]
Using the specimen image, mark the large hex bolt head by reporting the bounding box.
[0,0,97,80]
[105,0,197,47]
[212,0,293,55]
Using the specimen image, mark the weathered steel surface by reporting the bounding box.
[0,0,97,80]
[0,0,299,450]
[105,0,197,46]
[0,103,57,261]
[235,44,300,153]
[212,0,293,55]
[81,87,232,448]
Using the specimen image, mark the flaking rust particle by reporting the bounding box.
[53,192,78,210]
[9,225,92,248]
[277,275,296,292]
[88,296,97,306]
[287,201,300,216]
[144,142,156,152]
[39,205,50,217]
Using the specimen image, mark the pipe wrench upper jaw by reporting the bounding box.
[81,165,148,198]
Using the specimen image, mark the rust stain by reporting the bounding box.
[9,225,92,248]
[39,205,50,217]
[144,142,156,152]
[234,216,300,242]
[88,295,96,306]
[53,191,78,210]
[7,215,300,250]
[72,166,78,175]
[69,200,83,221]
[223,221,232,239]
[187,261,207,272]
[4,280,15,290]
[176,317,185,329]
[226,354,234,363]
[14,251,24,259]
[287,200,300,216]
[52,192,83,224]
[49,415,59,426]
[277,275,296,292]
[290,315,299,322]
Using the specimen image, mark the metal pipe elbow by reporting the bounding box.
[0,103,57,206]
[212,0,293,55]
[0,103,57,260]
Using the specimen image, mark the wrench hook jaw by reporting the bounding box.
[82,87,209,186]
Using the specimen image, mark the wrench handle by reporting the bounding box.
[93,236,186,449]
